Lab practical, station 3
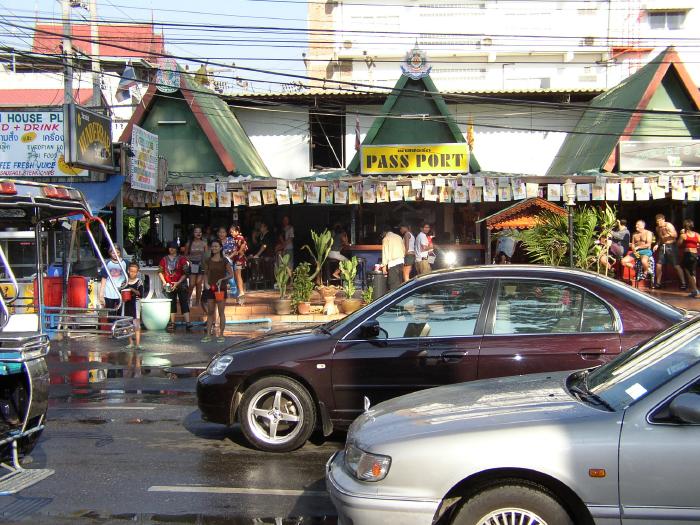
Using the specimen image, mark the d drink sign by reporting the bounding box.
[361,144,468,175]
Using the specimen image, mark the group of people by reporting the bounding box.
[601,214,700,298]
[380,222,435,292]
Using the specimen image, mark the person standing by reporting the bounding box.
[99,244,127,316]
[329,224,350,279]
[495,228,517,263]
[399,224,415,282]
[201,240,234,342]
[282,215,295,267]
[123,261,143,349]
[415,222,433,275]
[185,226,208,307]
[381,225,405,291]
[678,219,699,298]
[653,213,686,289]
[159,241,192,332]
[229,224,248,305]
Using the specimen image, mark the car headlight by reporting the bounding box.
[207,354,233,375]
[344,442,391,482]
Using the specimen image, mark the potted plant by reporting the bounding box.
[273,253,293,315]
[361,286,373,306]
[302,229,332,285]
[291,262,314,315]
[339,256,362,314]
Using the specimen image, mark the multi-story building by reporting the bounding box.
[307,0,699,90]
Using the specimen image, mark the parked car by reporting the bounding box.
[326,316,700,525]
[197,265,686,452]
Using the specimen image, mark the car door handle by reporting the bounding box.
[441,350,469,362]
[578,348,606,361]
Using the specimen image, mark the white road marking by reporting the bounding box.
[52,406,157,410]
[148,485,328,497]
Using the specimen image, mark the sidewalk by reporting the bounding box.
[647,287,700,312]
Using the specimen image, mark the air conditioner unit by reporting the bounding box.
[578,74,599,82]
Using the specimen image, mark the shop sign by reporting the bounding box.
[619,140,700,171]
[361,144,469,175]
[130,125,159,192]
[0,111,87,177]
[65,103,116,172]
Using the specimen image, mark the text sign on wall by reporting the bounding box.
[619,140,700,171]
[361,144,469,175]
[65,103,116,172]
[130,125,159,192]
[0,111,86,177]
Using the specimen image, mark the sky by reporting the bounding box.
[0,0,310,91]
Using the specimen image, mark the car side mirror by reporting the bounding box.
[360,320,380,339]
[669,393,700,424]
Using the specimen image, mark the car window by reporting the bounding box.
[493,280,612,334]
[371,280,486,338]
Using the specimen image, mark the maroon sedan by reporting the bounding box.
[197,265,686,452]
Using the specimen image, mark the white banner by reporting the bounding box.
[0,111,86,177]
[130,125,158,192]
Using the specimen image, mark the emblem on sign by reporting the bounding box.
[401,47,431,80]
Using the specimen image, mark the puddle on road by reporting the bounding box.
[21,513,337,524]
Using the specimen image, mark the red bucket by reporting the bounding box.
[214,290,225,302]
[121,289,133,301]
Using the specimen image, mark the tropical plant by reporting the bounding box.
[302,229,333,284]
[274,253,292,298]
[339,256,358,299]
[361,286,373,305]
[510,210,569,266]
[290,262,314,308]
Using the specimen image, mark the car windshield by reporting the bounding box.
[586,319,700,411]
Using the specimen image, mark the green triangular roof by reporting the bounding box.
[547,47,700,176]
[120,67,271,179]
[347,74,481,174]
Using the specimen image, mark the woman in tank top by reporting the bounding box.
[186,226,208,307]
[201,240,234,342]
[678,219,699,298]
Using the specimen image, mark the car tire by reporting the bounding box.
[239,376,316,453]
[451,483,574,525]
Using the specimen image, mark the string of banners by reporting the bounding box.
[122,174,700,208]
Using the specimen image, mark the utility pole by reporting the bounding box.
[62,0,73,142]
[88,0,101,108]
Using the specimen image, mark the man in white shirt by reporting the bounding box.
[415,222,432,275]
[381,225,405,291]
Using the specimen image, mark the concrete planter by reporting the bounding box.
[140,298,171,331]
[273,298,293,315]
[341,298,363,314]
[296,301,312,315]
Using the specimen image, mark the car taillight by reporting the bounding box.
[0,182,17,195]
[42,185,70,199]
[55,187,70,199]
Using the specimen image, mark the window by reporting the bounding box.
[648,10,686,30]
[371,280,486,339]
[310,110,344,170]
[493,280,613,335]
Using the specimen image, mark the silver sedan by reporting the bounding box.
[326,317,700,525]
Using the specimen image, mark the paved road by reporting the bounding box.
[1,326,341,524]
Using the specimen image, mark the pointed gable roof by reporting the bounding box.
[547,47,700,176]
[347,74,480,173]
[476,197,567,230]
[119,69,270,179]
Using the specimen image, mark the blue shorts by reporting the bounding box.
[637,249,652,257]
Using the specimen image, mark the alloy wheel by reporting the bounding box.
[476,508,547,525]
[246,386,304,445]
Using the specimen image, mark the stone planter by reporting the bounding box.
[341,298,363,314]
[273,298,293,315]
[296,301,312,315]
[140,298,171,331]
[317,285,339,315]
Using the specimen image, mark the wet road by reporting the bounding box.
[2,326,341,524]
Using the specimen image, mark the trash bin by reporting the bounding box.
[369,271,387,300]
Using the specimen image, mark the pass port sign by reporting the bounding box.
[361,144,468,175]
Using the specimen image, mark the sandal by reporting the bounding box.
[237,294,246,305]
[216,336,225,343]
[185,323,193,332]
[166,322,175,332]
[201,335,212,343]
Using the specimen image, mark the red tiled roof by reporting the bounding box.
[32,24,164,58]
[482,197,568,230]
[0,89,95,107]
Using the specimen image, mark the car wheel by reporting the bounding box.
[239,376,316,452]
[451,483,573,525]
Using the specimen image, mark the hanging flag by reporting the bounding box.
[354,115,361,151]
[115,63,138,102]
[467,115,475,152]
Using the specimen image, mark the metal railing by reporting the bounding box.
[0,333,50,362]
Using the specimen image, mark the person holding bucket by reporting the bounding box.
[201,239,234,343]
[123,261,144,348]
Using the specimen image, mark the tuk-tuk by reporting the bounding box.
[0,179,133,493]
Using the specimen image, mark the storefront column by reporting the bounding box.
[116,187,124,247]
[443,204,454,241]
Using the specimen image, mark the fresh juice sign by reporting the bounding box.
[361,144,468,175]
[0,111,85,177]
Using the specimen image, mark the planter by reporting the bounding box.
[273,298,293,315]
[140,298,172,331]
[341,298,362,314]
[296,301,312,315]
[317,285,339,315]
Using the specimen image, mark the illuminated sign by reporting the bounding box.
[360,144,469,175]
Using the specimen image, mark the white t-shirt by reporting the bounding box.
[415,232,430,259]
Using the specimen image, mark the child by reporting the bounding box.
[123,261,144,349]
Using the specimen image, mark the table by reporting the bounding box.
[140,266,164,299]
